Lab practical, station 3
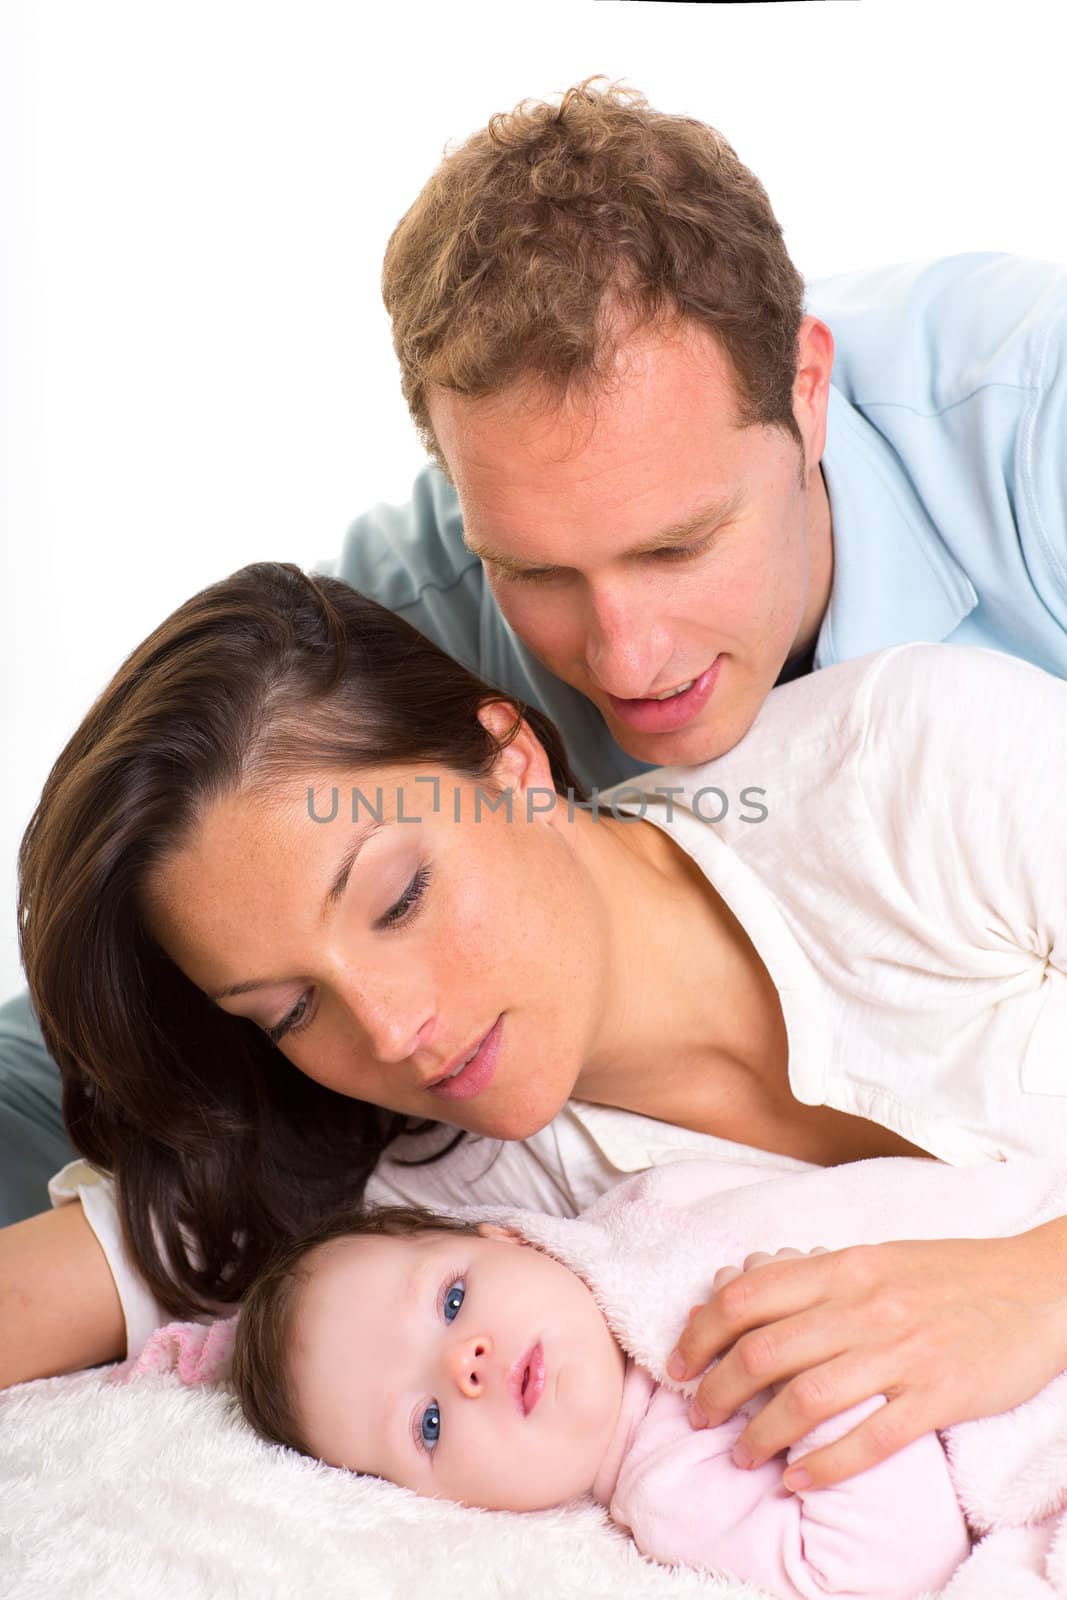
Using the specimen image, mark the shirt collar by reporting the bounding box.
[814,386,978,666]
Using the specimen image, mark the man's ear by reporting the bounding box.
[792,315,834,469]
[476,1221,527,1246]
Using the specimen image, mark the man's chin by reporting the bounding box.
[604,709,753,771]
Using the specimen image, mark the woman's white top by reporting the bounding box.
[49,643,1067,1358]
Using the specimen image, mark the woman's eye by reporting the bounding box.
[265,992,312,1045]
[379,864,431,930]
[261,866,431,1044]
[418,1402,441,1453]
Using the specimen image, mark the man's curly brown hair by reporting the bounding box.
[382,76,806,473]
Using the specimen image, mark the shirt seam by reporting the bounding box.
[1016,314,1067,598]
[382,560,483,615]
[833,378,1038,421]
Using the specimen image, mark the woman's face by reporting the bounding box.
[143,711,613,1141]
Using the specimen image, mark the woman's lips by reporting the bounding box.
[428,1015,503,1101]
[605,657,722,734]
[511,1341,545,1417]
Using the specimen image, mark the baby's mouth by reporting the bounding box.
[510,1341,545,1417]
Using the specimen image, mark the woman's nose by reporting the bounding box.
[444,1333,495,1399]
[358,998,435,1064]
[327,958,436,1064]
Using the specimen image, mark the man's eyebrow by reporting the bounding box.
[208,820,386,1000]
[465,492,743,573]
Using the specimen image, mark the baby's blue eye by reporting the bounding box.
[443,1279,465,1322]
[420,1402,441,1450]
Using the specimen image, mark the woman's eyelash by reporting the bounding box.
[378,864,431,930]
[263,865,432,1043]
[413,1270,467,1458]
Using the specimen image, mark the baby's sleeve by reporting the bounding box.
[782,1395,971,1597]
[48,1158,216,1362]
[611,1386,970,1599]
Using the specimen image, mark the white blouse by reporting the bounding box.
[49,642,1067,1358]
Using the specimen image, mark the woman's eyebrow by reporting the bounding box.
[318,819,386,924]
[208,820,386,1000]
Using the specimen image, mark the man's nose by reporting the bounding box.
[582,583,671,699]
[444,1333,495,1399]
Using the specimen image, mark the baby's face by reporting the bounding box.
[289,1224,626,1511]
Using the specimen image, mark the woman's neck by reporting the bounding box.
[567,807,784,1111]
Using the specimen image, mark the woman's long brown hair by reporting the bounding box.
[17,562,583,1320]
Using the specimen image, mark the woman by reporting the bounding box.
[5,561,1067,1500]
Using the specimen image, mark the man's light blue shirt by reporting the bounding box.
[318,252,1067,792]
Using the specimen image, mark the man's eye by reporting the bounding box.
[498,566,559,585]
[650,537,713,562]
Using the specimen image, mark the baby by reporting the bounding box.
[230,1195,971,1600]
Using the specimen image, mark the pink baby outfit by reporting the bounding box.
[112,1151,1067,1595]
[591,1362,968,1599]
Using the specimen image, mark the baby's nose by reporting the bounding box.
[445,1333,495,1399]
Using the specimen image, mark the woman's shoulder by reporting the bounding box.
[620,643,1060,805]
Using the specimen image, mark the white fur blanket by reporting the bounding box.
[8,1153,1067,1598]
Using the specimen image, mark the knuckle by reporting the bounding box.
[870,1285,911,1332]
[789,1371,834,1421]
[736,1329,777,1381]
[717,1275,754,1323]
[866,1407,905,1457]
[843,1243,881,1285]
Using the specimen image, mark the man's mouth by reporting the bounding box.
[604,658,722,735]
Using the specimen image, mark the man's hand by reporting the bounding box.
[666,1225,1067,1491]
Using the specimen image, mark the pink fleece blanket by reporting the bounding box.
[112,1151,1067,1595]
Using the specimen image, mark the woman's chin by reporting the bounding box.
[466,1084,573,1145]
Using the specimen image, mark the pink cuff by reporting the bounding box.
[106,1314,240,1387]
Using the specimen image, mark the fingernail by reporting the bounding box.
[783,1469,811,1493]
[732,1442,753,1470]
[687,1402,706,1429]
[667,1352,686,1381]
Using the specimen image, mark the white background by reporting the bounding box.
[2,0,1065,1001]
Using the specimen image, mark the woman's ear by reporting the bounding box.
[475,700,556,807]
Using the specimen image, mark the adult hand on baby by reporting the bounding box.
[666,1226,1067,1491]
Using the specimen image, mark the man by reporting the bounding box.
[2,79,1066,1341]
[317,79,1067,795]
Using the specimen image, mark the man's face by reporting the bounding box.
[289,1225,626,1511]
[429,315,834,767]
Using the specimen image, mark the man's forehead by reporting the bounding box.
[429,314,743,460]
